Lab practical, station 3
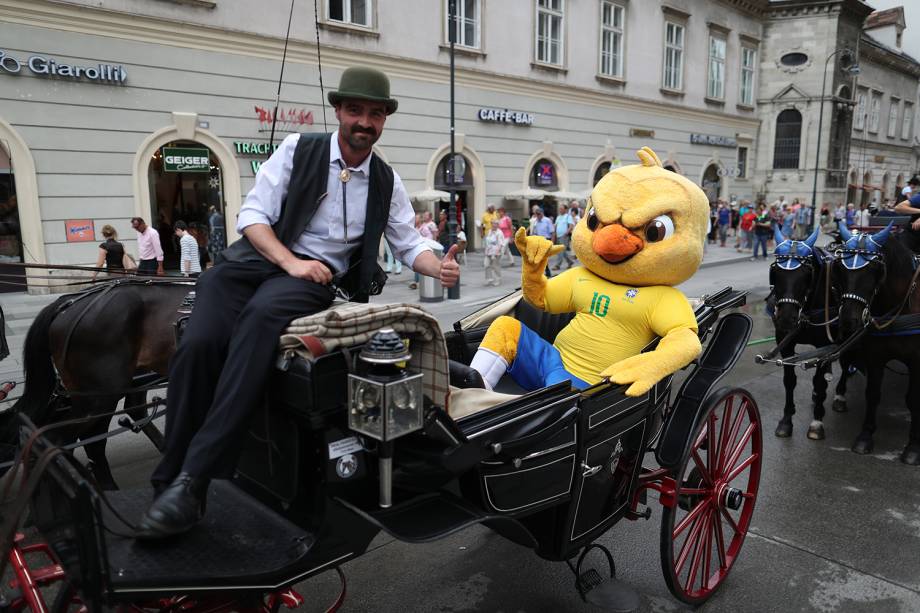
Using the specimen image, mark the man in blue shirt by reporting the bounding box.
[552,203,575,270]
[529,206,555,276]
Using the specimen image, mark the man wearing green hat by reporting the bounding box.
[138,67,460,538]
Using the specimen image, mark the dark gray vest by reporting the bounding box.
[221,132,394,303]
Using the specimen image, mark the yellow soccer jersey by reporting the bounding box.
[542,267,698,385]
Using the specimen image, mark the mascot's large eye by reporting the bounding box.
[645,215,675,242]
[586,207,600,231]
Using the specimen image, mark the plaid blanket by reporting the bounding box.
[281,302,450,412]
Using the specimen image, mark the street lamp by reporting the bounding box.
[446,0,460,299]
[809,48,860,234]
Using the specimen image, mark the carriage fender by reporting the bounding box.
[655,313,753,470]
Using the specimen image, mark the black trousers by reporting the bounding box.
[151,260,334,485]
[138,259,159,275]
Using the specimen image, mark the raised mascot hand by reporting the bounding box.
[514,227,564,273]
[514,227,564,309]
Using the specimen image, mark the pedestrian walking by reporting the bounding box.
[174,220,202,277]
[552,203,575,269]
[480,204,496,240]
[717,202,730,247]
[497,207,514,266]
[739,206,756,252]
[92,224,128,280]
[528,206,555,277]
[207,206,225,262]
[483,220,505,286]
[131,216,164,276]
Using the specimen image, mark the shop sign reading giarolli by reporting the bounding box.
[0,50,127,84]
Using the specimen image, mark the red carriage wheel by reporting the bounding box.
[659,387,762,605]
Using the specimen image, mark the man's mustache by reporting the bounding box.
[352,126,376,136]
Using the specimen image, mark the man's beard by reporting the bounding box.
[343,126,377,152]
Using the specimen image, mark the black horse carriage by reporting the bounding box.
[4,286,760,611]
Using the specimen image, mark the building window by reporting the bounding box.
[903,102,913,140]
[530,158,558,188]
[707,36,726,99]
[740,47,756,106]
[663,22,684,91]
[868,92,881,133]
[887,98,900,138]
[328,0,371,27]
[535,0,565,66]
[599,2,625,78]
[737,147,748,178]
[447,0,480,48]
[854,90,867,130]
[593,161,612,186]
[773,109,802,170]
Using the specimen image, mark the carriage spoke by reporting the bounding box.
[713,508,727,570]
[721,423,756,481]
[673,497,709,539]
[691,449,713,485]
[703,507,713,589]
[685,511,710,593]
[678,487,709,496]
[724,452,759,484]
[718,399,748,476]
[716,397,734,478]
[707,410,718,477]
[675,504,708,574]
[720,506,741,535]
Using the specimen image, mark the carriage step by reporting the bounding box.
[576,568,604,594]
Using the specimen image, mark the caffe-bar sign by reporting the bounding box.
[0,50,127,83]
[478,108,535,126]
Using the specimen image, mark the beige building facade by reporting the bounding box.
[0,0,768,288]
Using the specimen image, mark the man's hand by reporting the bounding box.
[282,258,333,284]
[912,218,920,231]
[440,244,461,288]
[156,263,165,277]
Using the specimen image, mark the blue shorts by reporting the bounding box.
[507,323,589,391]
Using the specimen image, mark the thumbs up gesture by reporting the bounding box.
[440,243,461,288]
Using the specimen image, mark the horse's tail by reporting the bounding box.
[0,296,67,446]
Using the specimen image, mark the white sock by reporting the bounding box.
[470,348,509,391]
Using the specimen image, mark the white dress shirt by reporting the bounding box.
[237,131,430,275]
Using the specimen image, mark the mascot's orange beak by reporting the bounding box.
[592,223,644,263]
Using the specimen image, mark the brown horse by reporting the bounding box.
[5,278,192,487]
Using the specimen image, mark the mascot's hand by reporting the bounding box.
[601,353,666,397]
[514,227,564,272]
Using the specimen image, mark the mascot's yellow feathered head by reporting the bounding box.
[572,147,709,287]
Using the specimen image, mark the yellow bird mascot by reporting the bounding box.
[469,147,709,397]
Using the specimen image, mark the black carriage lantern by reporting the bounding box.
[347,328,424,507]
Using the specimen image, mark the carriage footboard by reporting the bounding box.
[655,312,753,470]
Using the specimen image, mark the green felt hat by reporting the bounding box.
[328,67,398,115]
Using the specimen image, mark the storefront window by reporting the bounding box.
[593,161,612,186]
[148,141,226,271]
[530,158,558,189]
[435,154,474,232]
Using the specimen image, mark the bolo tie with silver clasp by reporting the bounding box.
[338,160,350,243]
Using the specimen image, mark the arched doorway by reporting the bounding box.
[530,158,559,217]
[134,113,242,270]
[0,144,24,292]
[846,169,858,205]
[147,141,227,270]
[434,153,473,237]
[701,163,722,203]
[880,172,890,207]
[861,171,872,208]
[0,118,43,293]
[895,173,905,202]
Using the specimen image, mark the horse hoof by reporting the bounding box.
[774,420,793,438]
[832,399,847,413]
[807,421,825,440]
[900,447,920,466]
[851,438,874,455]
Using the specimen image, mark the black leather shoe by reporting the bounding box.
[135,473,209,540]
